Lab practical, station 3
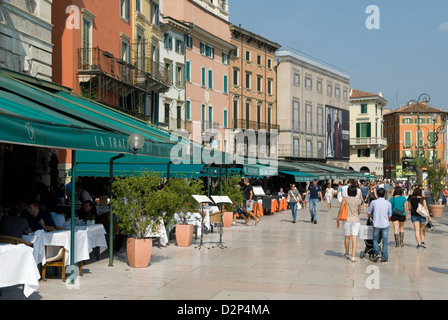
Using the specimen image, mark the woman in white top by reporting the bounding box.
[325,183,335,213]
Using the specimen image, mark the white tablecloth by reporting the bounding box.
[144,218,168,246]
[173,206,218,236]
[23,224,108,266]
[0,244,40,298]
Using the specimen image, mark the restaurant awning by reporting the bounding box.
[0,69,177,157]
[279,170,318,182]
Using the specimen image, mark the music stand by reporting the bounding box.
[192,195,213,250]
[211,196,232,249]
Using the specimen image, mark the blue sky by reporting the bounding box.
[228,0,448,110]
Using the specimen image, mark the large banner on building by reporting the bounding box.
[325,105,350,160]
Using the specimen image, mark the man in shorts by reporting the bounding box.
[243,178,260,226]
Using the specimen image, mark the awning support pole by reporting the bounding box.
[70,150,76,284]
[109,153,125,267]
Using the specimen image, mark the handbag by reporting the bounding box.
[392,197,404,217]
[338,202,348,221]
[416,202,428,217]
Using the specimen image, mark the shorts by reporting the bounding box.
[391,214,406,222]
[246,200,255,212]
[411,215,427,224]
[343,221,360,237]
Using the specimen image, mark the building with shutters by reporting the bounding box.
[349,89,388,179]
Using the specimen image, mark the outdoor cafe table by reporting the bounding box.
[23,224,108,266]
[0,244,40,298]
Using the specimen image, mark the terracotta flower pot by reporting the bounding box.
[176,224,193,247]
[223,212,233,228]
[126,238,152,268]
[429,204,444,218]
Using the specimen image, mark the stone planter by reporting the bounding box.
[126,238,152,268]
[175,224,194,247]
[223,212,233,228]
[429,204,444,218]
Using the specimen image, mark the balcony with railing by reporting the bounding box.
[78,47,170,93]
[350,137,387,150]
[233,119,280,132]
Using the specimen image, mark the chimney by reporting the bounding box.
[379,92,383,97]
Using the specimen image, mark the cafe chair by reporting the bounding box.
[0,235,33,247]
[42,246,65,281]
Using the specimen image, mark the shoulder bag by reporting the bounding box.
[392,197,404,217]
[337,199,348,221]
[416,198,428,217]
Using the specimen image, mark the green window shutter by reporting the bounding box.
[201,67,205,87]
[186,101,191,121]
[366,149,370,157]
[405,132,411,146]
[367,123,371,137]
[356,123,360,138]
[200,42,204,54]
[223,75,228,93]
[186,61,190,81]
[402,118,405,124]
[224,109,228,128]
[208,69,213,89]
[358,149,361,158]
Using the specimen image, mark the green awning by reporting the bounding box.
[279,170,318,182]
[243,163,278,177]
[0,70,177,158]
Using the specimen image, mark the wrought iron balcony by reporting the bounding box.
[233,119,279,132]
[78,47,170,93]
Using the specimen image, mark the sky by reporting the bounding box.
[228,0,448,110]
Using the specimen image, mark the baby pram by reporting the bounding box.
[359,218,382,260]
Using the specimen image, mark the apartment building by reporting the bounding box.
[0,0,53,80]
[276,49,351,169]
[349,89,388,179]
[229,24,281,159]
[163,0,234,151]
[383,102,446,179]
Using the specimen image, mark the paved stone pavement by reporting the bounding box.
[2,200,448,301]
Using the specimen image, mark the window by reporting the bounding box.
[233,99,238,128]
[136,33,145,70]
[257,75,262,92]
[223,75,228,93]
[175,39,184,54]
[293,100,299,131]
[293,139,299,157]
[267,58,272,69]
[327,84,332,96]
[233,68,239,86]
[257,55,262,65]
[267,79,273,95]
[186,60,191,82]
[176,65,184,87]
[257,104,261,129]
[201,104,206,131]
[245,101,250,128]
[222,52,229,65]
[81,17,92,65]
[317,142,324,158]
[404,131,412,147]
[343,89,348,101]
[223,109,228,128]
[121,0,130,21]
[135,0,141,13]
[305,77,312,89]
[164,103,170,124]
[186,100,191,121]
[306,104,312,133]
[245,72,251,89]
[208,106,213,129]
[317,107,323,135]
[208,69,213,89]
[164,33,173,50]
[185,35,193,49]
[245,50,250,61]
[294,73,300,86]
[201,66,206,87]
[361,104,368,114]
[317,80,322,93]
[335,87,340,99]
[306,140,312,158]
[150,0,159,26]
[356,123,371,138]
[358,149,371,157]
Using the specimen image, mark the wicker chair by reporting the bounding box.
[0,235,33,247]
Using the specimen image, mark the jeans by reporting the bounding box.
[309,199,319,221]
[373,227,389,260]
[290,202,298,221]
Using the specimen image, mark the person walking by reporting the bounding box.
[360,182,369,212]
[287,184,302,223]
[390,186,408,247]
[325,183,335,213]
[367,188,392,262]
[305,179,324,224]
[336,185,362,262]
[242,178,260,226]
[407,187,431,248]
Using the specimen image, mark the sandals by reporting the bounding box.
[344,253,357,262]
[350,257,357,263]
[344,253,350,260]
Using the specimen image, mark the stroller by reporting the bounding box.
[360,217,382,260]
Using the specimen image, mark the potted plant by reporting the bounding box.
[427,161,447,218]
[161,178,203,247]
[111,171,165,268]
